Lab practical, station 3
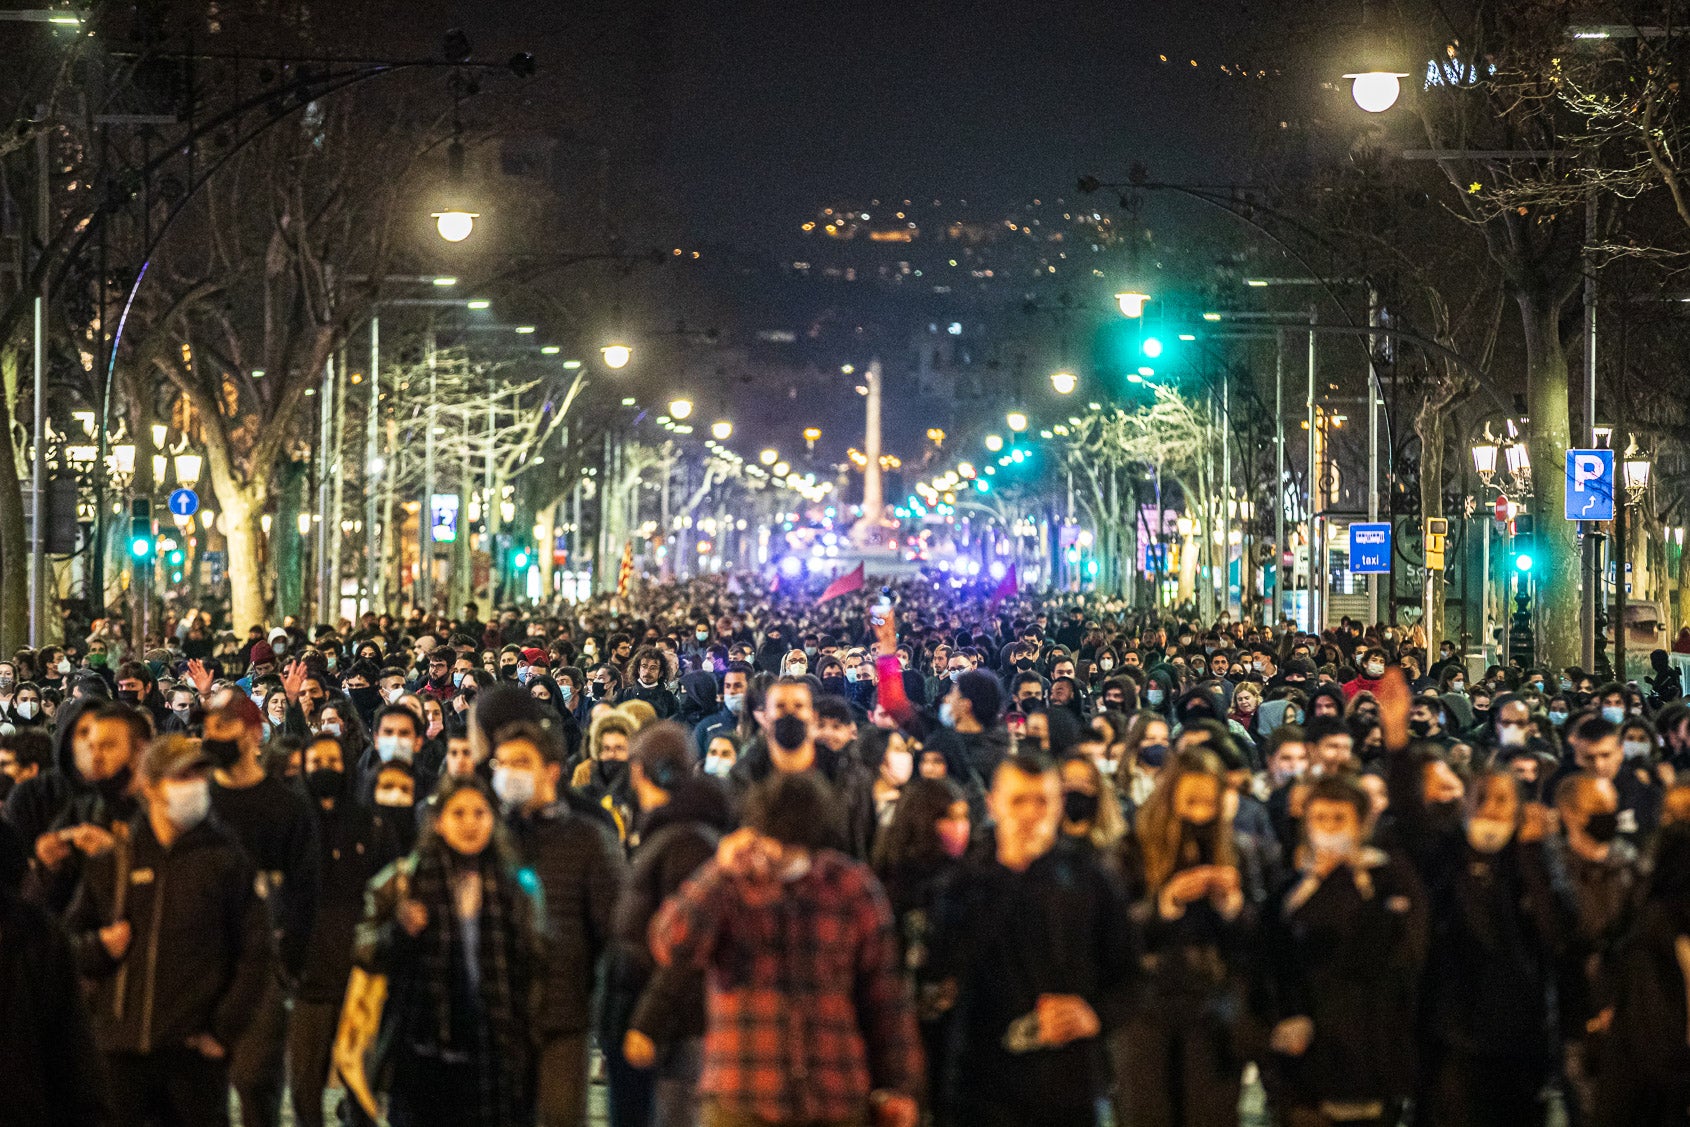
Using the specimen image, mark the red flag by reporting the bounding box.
[818,562,866,604]
[987,564,1018,611]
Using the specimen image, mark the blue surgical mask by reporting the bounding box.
[376,734,414,764]
[723,693,745,715]
[1548,710,1569,728]
[1602,705,1626,725]
[452,671,466,687]
[1146,688,1165,707]
[939,700,956,728]
[560,684,573,703]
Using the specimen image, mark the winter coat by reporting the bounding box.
[605,778,733,1046]
[1265,848,1427,1105]
[507,802,626,1037]
[66,812,274,1055]
[0,886,107,1127]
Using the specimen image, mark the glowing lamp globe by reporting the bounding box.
[432,210,478,242]
[601,343,632,369]
[1050,370,1077,395]
[1346,72,1407,114]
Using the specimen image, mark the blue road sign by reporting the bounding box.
[1566,449,1615,522]
[1348,522,1392,574]
[430,494,459,544]
[167,488,199,518]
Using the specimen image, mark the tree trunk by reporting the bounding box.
[1519,292,1579,668]
[216,485,267,633]
[273,459,307,622]
[0,344,25,651]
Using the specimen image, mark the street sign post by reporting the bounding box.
[1348,522,1392,574]
[167,488,199,518]
[1566,449,1615,522]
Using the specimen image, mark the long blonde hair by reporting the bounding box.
[1133,747,1236,892]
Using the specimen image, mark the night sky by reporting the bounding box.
[657,0,1278,243]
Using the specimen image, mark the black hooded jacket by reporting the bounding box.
[604,777,734,1045]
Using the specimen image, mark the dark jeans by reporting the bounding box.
[387,1054,481,1127]
[230,976,289,1127]
[607,1043,656,1127]
[287,998,340,1127]
[105,1047,230,1127]
[536,1032,590,1127]
[1113,1009,1242,1127]
[1429,1050,1550,1127]
[608,1036,705,1127]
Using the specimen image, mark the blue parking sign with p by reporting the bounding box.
[1566,449,1615,522]
[1349,522,1391,574]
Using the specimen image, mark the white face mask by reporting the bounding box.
[1365,661,1385,678]
[1623,739,1652,760]
[1466,818,1514,854]
[374,787,412,808]
[704,754,734,777]
[161,778,211,830]
[16,700,37,719]
[1307,829,1355,858]
[376,735,414,764]
[884,749,914,786]
[493,767,537,808]
[383,687,404,704]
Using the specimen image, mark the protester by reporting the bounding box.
[354,776,544,1127]
[650,770,922,1127]
[68,733,273,1127]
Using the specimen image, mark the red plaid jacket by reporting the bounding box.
[650,849,922,1123]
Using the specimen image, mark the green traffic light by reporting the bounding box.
[514,550,530,568]
[130,538,151,559]
[1142,337,1164,359]
[1514,552,1534,572]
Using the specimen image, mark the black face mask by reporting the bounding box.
[116,689,141,705]
[0,773,13,804]
[1584,811,1621,844]
[499,664,519,680]
[203,737,242,770]
[305,767,344,800]
[1408,718,1432,737]
[598,759,629,789]
[820,675,847,696]
[1015,657,1034,671]
[1063,790,1100,825]
[771,714,808,752]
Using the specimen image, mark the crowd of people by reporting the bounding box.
[6,572,1690,1127]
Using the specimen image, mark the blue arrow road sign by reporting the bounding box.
[1349,522,1392,574]
[1565,449,1615,522]
[167,488,199,518]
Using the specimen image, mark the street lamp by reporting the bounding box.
[1006,411,1029,433]
[432,209,478,242]
[1504,441,1532,480]
[985,434,1004,452]
[1345,71,1408,113]
[1115,291,1150,318]
[711,420,733,441]
[1050,370,1077,395]
[668,398,694,420]
[759,448,779,466]
[1624,451,1653,501]
[173,452,203,487]
[601,343,632,369]
[111,443,136,476]
[1471,439,1499,484]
